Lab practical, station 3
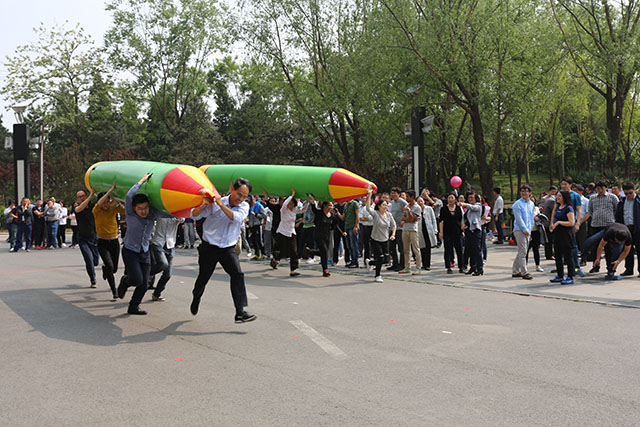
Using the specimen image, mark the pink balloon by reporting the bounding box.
[450,176,462,188]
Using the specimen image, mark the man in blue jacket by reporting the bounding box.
[615,181,640,277]
[511,185,535,280]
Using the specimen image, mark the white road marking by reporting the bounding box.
[289,320,349,360]
[247,291,259,300]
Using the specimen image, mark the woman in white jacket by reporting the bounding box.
[417,197,438,270]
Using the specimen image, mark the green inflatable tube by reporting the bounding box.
[85,161,216,217]
[200,164,376,202]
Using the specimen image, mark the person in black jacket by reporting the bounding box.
[615,181,640,277]
[11,197,34,252]
[305,194,346,277]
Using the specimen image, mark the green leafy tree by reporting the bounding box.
[241,0,411,178]
[551,0,640,170]
[105,0,228,142]
[1,23,103,147]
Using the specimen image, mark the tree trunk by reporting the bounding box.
[468,102,494,206]
[547,110,558,187]
[507,151,514,202]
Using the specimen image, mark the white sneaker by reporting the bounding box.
[61,243,67,248]
[374,276,383,283]
[536,266,544,272]
[306,257,316,264]
[247,252,252,258]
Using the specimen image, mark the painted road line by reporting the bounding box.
[289,320,349,360]
[247,291,259,300]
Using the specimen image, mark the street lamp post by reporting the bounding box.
[11,106,30,204]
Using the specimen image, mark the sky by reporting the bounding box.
[0,0,113,130]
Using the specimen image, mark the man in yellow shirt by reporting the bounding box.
[93,182,125,300]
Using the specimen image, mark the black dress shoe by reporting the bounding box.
[447,268,453,274]
[117,276,128,299]
[235,311,257,323]
[289,271,301,277]
[190,297,200,315]
[464,269,474,275]
[472,270,484,276]
[127,307,147,315]
[621,271,634,276]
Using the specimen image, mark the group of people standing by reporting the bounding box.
[510,178,640,283]
[4,197,72,251]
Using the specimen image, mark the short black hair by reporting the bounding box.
[586,183,595,192]
[622,181,635,191]
[97,192,106,200]
[548,185,557,191]
[595,180,607,189]
[611,183,621,189]
[132,193,149,207]
[233,177,252,193]
[391,187,402,194]
[575,184,585,193]
[406,190,416,199]
[493,187,501,194]
[77,190,88,196]
[519,184,532,192]
[562,176,574,185]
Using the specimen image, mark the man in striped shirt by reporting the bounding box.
[579,181,619,269]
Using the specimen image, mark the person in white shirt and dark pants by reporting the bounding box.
[189,178,257,323]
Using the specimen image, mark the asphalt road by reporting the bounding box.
[1,244,639,426]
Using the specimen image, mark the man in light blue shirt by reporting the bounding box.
[189,177,257,324]
[512,185,535,279]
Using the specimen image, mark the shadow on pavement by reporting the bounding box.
[0,289,245,347]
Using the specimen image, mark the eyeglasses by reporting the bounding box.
[624,191,635,196]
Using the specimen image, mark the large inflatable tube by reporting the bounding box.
[85,161,217,217]
[200,164,376,202]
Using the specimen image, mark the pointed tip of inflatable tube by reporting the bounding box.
[84,162,105,193]
[328,169,376,202]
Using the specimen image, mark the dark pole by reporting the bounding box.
[411,106,425,192]
[12,123,30,204]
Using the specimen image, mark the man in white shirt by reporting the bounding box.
[270,189,305,276]
[189,178,256,323]
[492,188,504,244]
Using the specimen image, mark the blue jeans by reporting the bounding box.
[347,229,359,266]
[122,247,151,309]
[46,221,59,247]
[582,229,607,263]
[14,223,32,250]
[605,241,624,275]
[78,235,99,285]
[7,223,17,248]
[150,244,174,297]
